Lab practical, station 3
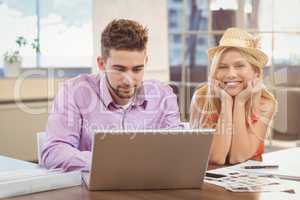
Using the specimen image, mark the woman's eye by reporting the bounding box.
[218,65,227,69]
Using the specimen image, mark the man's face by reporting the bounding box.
[98,49,147,100]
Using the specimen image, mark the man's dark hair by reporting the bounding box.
[101,19,148,59]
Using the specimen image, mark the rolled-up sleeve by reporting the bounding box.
[41,82,91,172]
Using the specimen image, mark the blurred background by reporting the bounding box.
[0,0,300,162]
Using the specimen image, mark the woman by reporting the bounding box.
[190,28,277,165]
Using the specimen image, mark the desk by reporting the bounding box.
[5,148,300,200]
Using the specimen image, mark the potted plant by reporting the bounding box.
[3,36,27,77]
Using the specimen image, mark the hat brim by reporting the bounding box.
[207,46,268,67]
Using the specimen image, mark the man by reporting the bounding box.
[41,19,182,172]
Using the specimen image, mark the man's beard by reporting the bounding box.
[106,76,138,99]
[113,85,137,99]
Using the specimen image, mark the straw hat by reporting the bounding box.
[207,28,268,68]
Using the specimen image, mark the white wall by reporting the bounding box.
[92,0,169,82]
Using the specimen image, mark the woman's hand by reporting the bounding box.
[211,80,233,103]
[236,78,264,104]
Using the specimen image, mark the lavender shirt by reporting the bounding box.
[41,73,182,171]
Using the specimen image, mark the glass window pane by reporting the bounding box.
[208,33,223,47]
[210,0,237,30]
[185,34,208,67]
[210,0,238,10]
[259,33,272,66]
[169,34,183,67]
[274,0,300,31]
[40,0,92,68]
[274,33,300,66]
[187,0,209,31]
[183,33,209,85]
[245,0,300,31]
[244,0,263,30]
[257,0,273,31]
[211,10,236,30]
[243,0,273,31]
[257,33,272,84]
[273,33,300,86]
[168,0,185,33]
[0,0,37,68]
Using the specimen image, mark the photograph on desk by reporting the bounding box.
[1,0,300,199]
[205,148,300,194]
[205,167,295,193]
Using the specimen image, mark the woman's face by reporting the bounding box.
[214,49,258,96]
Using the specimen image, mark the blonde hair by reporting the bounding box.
[192,47,277,134]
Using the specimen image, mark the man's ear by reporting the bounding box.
[145,55,149,64]
[97,56,106,71]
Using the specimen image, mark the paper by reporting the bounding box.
[0,169,82,198]
[0,168,62,182]
[205,167,295,192]
[0,155,82,199]
[232,160,300,181]
[0,155,37,171]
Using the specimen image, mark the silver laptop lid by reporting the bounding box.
[88,129,214,190]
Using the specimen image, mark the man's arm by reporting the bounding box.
[41,82,91,172]
[160,85,183,128]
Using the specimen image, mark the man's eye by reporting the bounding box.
[237,64,245,68]
[133,68,143,72]
[114,68,125,72]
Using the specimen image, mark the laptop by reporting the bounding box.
[82,129,214,190]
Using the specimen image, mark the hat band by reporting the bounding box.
[219,38,255,49]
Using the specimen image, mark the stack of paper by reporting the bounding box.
[0,155,82,198]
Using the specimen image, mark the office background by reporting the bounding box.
[1,0,300,161]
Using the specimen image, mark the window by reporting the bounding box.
[0,0,37,68]
[0,0,92,68]
[167,0,300,119]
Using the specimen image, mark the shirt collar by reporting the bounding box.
[99,73,148,109]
